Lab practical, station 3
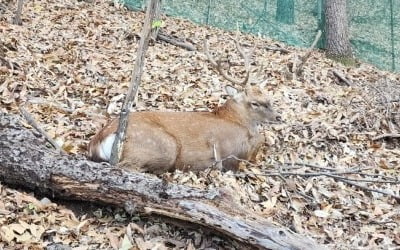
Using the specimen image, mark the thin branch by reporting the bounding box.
[265,46,291,54]
[332,69,353,86]
[27,97,105,118]
[228,171,400,201]
[19,106,65,154]
[310,30,323,49]
[318,173,400,184]
[232,171,398,183]
[285,162,375,175]
[158,33,196,51]
[110,0,160,165]
[357,172,399,181]
[285,162,337,171]
[212,154,260,168]
[28,97,74,113]
[372,133,400,141]
[339,179,400,202]
[217,157,400,201]
[296,30,322,76]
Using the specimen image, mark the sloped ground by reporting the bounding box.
[1,0,400,249]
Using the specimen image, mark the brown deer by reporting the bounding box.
[88,37,280,174]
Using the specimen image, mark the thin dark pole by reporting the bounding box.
[389,0,395,71]
[206,0,212,25]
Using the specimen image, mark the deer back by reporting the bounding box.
[88,85,278,173]
[88,36,280,173]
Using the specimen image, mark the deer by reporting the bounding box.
[88,37,280,174]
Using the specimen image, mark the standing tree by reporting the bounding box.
[13,0,24,25]
[324,0,352,59]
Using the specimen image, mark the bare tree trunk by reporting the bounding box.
[13,0,24,25]
[150,0,162,41]
[325,0,352,57]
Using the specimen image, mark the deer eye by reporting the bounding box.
[250,102,260,108]
[263,102,271,108]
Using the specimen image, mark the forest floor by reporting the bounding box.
[1,0,400,249]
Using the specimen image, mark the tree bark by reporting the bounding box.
[0,112,323,250]
[13,0,24,25]
[150,0,162,41]
[324,0,352,57]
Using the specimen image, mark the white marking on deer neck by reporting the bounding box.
[98,133,116,161]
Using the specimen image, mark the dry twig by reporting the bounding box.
[339,179,400,202]
[332,69,353,86]
[27,97,104,118]
[372,133,400,141]
[296,30,322,76]
[19,106,65,154]
[219,157,400,201]
[265,46,291,54]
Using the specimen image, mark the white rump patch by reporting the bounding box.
[98,133,116,161]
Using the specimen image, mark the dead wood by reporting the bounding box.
[296,30,322,76]
[372,133,400,141]
[332,69,353,86]
[19,106,65,154]
[0,112,323,250]
[226,159,400,201]
[157,32,196,51]
[265,46,291,54]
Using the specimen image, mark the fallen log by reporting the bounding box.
[0,112,323,250]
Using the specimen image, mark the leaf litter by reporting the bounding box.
[1,0,400,249]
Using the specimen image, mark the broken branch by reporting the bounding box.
[158,33,196,51]
[265,46,291,54]
[219,157,400,201]
[296,30,322,76]
[372,133,400,141]
[332,69,353,86]
[19,106,65,154]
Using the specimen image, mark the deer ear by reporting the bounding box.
[225,85,239,96]
[225,85,245,102]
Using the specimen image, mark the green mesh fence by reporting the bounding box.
[124,0,399,72]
